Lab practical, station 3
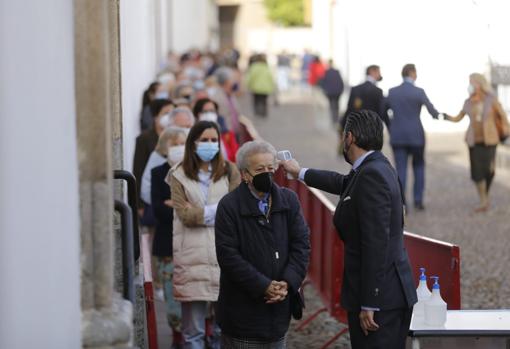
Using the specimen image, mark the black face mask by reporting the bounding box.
[249,171,273,193]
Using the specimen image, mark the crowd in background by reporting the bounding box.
[132,48,312,349]
[131,47,509,348]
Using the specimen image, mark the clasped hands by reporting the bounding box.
[264,280,288,304]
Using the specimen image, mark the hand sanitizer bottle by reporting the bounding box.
[424,276,447,327]
[413,267,432,321]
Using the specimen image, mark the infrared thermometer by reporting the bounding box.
[277,150,294,179]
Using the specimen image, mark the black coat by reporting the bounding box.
[304,152,417,312]
[342,81,389,128]
[215,182,310,341]
[321,68,344,97]
[150,162,173,257]
[133,128,158,208]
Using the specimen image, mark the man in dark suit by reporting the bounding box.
[320,59,345,124]
[282,110,417,349]
[342,65,389,129]
[384,64,443,210]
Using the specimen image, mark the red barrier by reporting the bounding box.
[274,168,461,348]
[144,282,159,349]
[404,232,461,309]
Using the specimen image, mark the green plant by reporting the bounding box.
[264,0,306,27]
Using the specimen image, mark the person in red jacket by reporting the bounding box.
[308,55,326,86]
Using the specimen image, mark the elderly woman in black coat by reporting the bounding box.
[215,140,310,348]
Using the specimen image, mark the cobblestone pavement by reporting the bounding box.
[241,86,510,348]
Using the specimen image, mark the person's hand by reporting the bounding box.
[443,113,452,121]
[164,199,174,208]
[280,159,301,180]
[137,207,144,218]
[359,310,379,336]
[438,113,450,121]
[264,281,288,304]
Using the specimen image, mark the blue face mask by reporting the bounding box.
[195,142,219,162]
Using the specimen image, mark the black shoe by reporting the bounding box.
[414,203,425,211]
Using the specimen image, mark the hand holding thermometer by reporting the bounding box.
[277,150,294,179]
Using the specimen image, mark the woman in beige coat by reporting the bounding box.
[170,120,240,349]
[446,73,509,212]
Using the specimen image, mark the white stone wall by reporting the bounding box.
[119,0,159,173]
[167,0,219,53]
[0,0,81,348]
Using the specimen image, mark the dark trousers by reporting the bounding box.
[252,93,268,117]
[469,144,496,190]
[392,145,425,205]
[327,94,341,123]
[348,308,412,349]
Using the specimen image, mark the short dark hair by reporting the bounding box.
[142,81,160,108]
[344,110,383,151]
[182,121,227,182]
[150,99,173,117]
[366,65,380,75]
[192,98,219,119]
[401,63,416,78]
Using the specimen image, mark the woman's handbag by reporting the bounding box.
[494,103,510,142]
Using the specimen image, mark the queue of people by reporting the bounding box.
[131,49,311,349]
[131,48,508,349]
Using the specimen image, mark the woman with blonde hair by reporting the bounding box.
[170,120,241,349]
[446,73,509,212]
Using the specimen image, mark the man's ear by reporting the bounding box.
[344,131,352,143]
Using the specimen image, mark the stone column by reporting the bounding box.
[74,0,134,348]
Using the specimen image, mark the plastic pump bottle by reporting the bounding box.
[424,276,447,326]
[413,268,432,321]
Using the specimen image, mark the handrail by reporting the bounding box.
[114,170,140,260]
[114,199,135,304]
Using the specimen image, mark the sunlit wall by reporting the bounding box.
[314,0,510,132]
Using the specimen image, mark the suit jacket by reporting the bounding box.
[321,68,344,97]
[385,81,439,146]
[343,81,389,128]
[151,162,173,257]
[304,151,417,311]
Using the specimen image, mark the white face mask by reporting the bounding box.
[155,90,169,99]
[200,112,218,123]
[467,84,475,95]
[167,145,185,165]
[176,126,191,136]
[159,113,171,128]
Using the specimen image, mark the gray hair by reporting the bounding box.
[215,66,234,86]
[155,127,187,155]
[236,140,277,171]
[169,107,195,127]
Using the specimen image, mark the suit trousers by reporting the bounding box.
[348,308,413,349]
[327,94,341,124]
[392,145,425,205]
